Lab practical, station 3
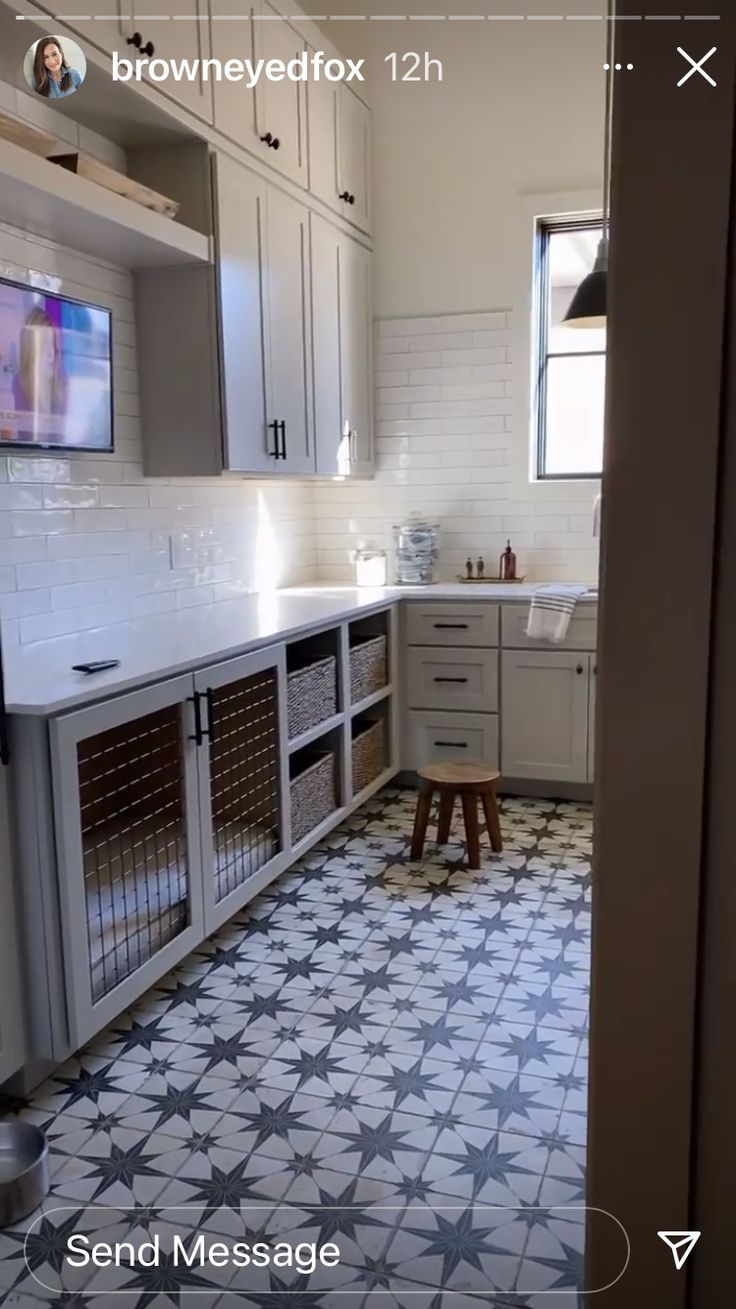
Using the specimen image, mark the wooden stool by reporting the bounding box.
[410,761,503,869]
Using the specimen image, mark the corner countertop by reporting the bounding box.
[1,581,598,717]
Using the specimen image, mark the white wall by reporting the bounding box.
[306,0,605,583]
[314,310,599,583]
[0,80,316,646]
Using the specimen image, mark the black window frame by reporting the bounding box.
[535,215,605,481]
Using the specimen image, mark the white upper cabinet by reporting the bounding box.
[212,2,307,187]
[337,85,372,234]
[263,185,313,474]
[311,215,373,478]
[33,0,133,58]
[132,0,213,122]
[214,155,269,474]
[309,75,372,236]
[340,232,373,474]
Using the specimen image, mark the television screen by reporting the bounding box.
[0,278,113,452]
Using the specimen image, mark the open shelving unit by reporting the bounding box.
[0,138,211,270]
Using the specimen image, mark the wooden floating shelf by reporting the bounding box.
[0,138,210,270]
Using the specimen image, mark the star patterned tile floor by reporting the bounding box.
[0,788,591,1309]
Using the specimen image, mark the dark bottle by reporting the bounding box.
[499,540,517,581]
[465,556,474,580]
[476,556,485,578]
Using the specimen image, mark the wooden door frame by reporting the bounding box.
[586,3,736,1301]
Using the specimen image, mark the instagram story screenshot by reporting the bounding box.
[0,0,733,1305]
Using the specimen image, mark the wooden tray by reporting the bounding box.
[456,574,526,584]
[0,109,56,157]
[48,152,180,218]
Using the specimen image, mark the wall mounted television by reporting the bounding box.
[0,277,113,452]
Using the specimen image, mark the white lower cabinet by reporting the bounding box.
[0,769,24,1083]
[501,650,591,783]
[50,675,206,1048]
[407,711,499,772]
[48,645,292,1047]
[193,645,290,933]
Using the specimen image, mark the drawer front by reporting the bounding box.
[406,602,499,648]
[501,603,598,651]
[407,647,499,713]
[406,711,499,772]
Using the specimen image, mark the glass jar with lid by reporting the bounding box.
[393,517,440,585]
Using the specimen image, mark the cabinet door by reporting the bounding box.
[311,217,373,477]
[308,74,339,211]
[263,185,314,474]
[588,658,597,782]
[337,85,372,235]
[0,770,24,1083]
[213,154,271,473]
[133,0,213,121]
[50,677,205,1048]
[501,650,590,782]
[253,0,308,187]
[34,0,133,58]
[311,215,347,475]
[341,233,373,474]
[210,0,258,148]
[194,646,290,933]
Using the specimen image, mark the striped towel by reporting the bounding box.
[525,584,589,644]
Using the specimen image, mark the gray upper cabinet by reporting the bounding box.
[309,75,372,236]
[311,214,373,477]
[138,154,313,477]
[31,0,133,58]
[132,0,213,122]
[263,185,314,474]
[212,1,307,187]
[337,85,372,235]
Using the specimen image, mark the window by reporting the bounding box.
[535,217,605,480]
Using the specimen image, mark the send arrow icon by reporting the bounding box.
[657,1231,701,1270]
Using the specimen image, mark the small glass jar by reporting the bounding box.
[354,548,388,588]
[393,518,440,586]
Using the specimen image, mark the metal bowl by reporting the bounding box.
[0,1120,49,1227]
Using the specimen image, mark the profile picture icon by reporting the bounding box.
[24,35,86,100]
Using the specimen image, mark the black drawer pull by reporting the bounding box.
[433,622,469,629]
[433,676,468,683]
[434,740,468,748]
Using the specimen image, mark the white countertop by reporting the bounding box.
[2,582,598,717]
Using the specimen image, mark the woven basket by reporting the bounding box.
[287,654,337,740]
[352,719,386,795]
[291,751,337,845]
[350,634,388,705]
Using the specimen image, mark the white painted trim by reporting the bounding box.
[510,187,604,504]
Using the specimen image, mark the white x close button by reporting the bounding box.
[676,47,717,88]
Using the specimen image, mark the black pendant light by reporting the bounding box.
[562,0,614,329]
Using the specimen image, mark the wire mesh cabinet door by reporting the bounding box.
[49,675,205,1049]
[194,644,290,933]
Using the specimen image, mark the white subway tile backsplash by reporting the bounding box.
[317,310,599,585]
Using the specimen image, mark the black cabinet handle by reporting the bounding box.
[576,664,584,675]
[348,194,355,205]
[127,32,154,56]
[434,676,468,683]
[187,693,202,744]
[593,664,598,675]
[339,190,351,201]
[279,419,287,460]
[433,622,468,630]
[434,740,468,749]
[268,420,281,459]
[205,688,217,745]
[260,132,280,150]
